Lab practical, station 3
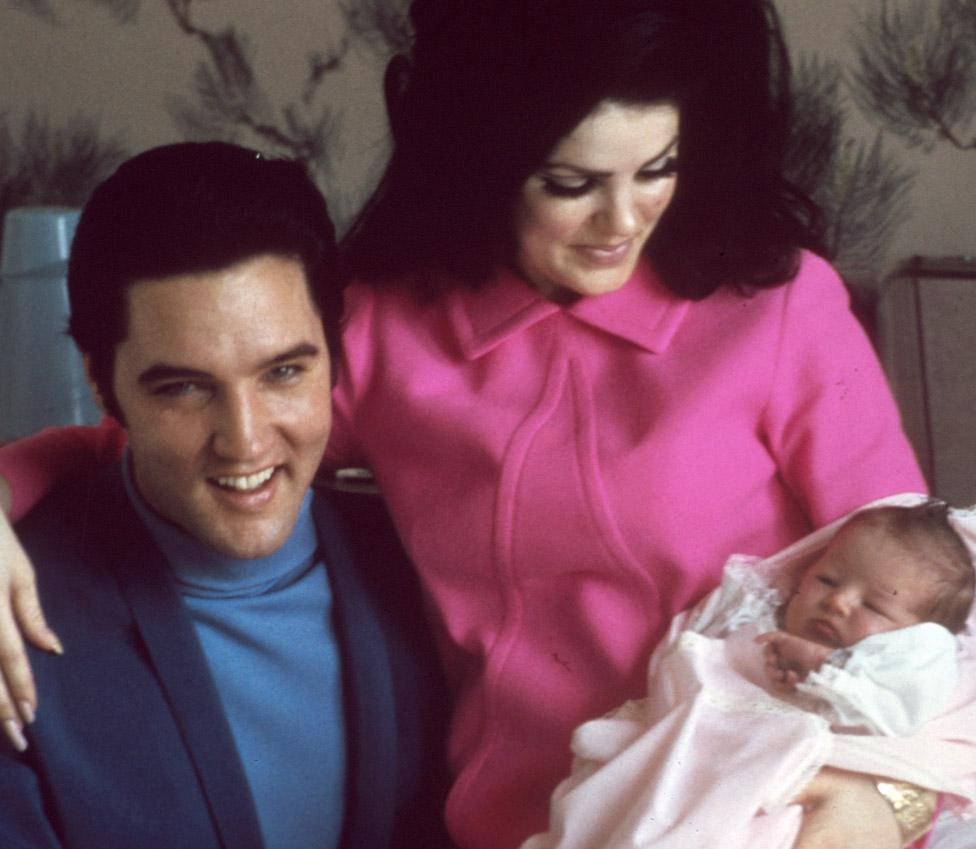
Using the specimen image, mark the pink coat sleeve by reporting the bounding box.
[0,417,127,521]
[762,254,927,526]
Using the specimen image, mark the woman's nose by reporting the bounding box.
[598,190,642,237]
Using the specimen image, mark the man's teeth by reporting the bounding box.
[214,468,275,491]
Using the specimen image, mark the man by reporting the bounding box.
[0,142,448,849]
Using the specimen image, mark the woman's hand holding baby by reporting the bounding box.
[791,768,903,849]
[757,631,832,692]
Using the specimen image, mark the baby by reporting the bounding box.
[522,500,976,849]
[759,501,971,735]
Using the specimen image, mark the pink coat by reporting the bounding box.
[327,251,926,849]
[0,251,927,849]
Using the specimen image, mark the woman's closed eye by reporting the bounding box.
[540,156,679,199]
[636,156,679,182]
[540,176,596,199]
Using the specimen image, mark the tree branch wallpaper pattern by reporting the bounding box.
[2,0,973,284]
[852,0,976,152]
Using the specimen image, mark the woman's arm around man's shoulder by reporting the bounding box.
[0,418,125,749]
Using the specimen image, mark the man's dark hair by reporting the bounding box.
[68,142,340,419]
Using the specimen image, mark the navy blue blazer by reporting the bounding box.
[0,464,450,849]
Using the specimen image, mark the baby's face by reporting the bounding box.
[783,522,935,648]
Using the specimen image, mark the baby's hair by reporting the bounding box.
[842,501,974,633]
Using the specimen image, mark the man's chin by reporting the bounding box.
[193,518,294,561]
[222,539,289,561]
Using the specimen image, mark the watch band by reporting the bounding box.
[874,778,938,847]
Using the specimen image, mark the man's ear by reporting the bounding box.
[81,355,107,414]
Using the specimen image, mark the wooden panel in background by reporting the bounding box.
[878,258,976,507]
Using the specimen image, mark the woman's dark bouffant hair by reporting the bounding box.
[342,0,824,300]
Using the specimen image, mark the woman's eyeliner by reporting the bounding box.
[540,155,679,198]
[540,179,595,198]
[639,156,679,180]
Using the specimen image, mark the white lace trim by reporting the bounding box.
[713,556,786,635]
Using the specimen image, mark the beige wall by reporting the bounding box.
[1,0,974,271]
[0,0,391,228]
[777,0,976,277]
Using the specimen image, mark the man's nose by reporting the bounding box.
[211,389,272,460]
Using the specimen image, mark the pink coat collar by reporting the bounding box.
[448,262,690,359]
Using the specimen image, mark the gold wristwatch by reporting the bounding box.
[874,779,938,846]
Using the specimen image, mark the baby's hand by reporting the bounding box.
[756,631,832,692]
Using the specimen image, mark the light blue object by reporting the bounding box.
[0,206,101,441]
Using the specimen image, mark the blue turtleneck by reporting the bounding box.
[123,459,346,849]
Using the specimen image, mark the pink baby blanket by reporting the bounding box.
[523,493,976,849]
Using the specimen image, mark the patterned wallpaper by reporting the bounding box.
[1,0,974,283]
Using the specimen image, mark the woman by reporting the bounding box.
[0,1,946,847]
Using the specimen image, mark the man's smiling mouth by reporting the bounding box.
[212,466,277,492]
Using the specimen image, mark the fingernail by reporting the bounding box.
[49,635,64,656]
[18,701,35,724]
[4,719,27,752]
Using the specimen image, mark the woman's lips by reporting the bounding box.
[574,241,632,267]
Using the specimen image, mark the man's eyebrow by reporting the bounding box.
[137,364,211,387]
[137,343,322,386]
[542,135,679,178]
[259,342,322,369]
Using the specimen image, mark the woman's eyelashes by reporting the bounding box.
[539,179,594,199]
[539,157,679,198]
[638,156,679,182]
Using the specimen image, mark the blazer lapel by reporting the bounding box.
[314,494,398,849]
[96,467,266,849]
